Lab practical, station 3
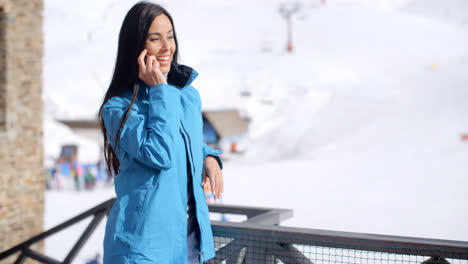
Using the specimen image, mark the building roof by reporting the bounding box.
[57,119,100,129]
[202,110,248,139]
[58,109,249,139]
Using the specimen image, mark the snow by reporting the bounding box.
[400,0,468,27]
[42,0,468,262]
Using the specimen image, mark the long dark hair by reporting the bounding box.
[98,1,179,176]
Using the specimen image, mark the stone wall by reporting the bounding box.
[0,0,44,263]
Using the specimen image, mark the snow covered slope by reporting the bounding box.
[217,4,468,240]
[401,0,468,27]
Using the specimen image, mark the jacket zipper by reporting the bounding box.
[180,120,205,261]
[180,121,195,174]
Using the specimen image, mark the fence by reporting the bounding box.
[207,205,468,264]
[1,198,467,264]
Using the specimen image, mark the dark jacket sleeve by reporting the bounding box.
[102,84,180,170]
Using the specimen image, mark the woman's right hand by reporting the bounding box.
[138,49,167,87]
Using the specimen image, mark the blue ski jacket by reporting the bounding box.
[102,63,222,263]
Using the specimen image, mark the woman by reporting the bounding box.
[99,2,223,263]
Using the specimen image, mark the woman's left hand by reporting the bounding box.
[202,156,223,200]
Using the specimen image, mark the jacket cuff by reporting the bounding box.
[206,151,223,170]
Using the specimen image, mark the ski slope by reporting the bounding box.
[401,0,468,26]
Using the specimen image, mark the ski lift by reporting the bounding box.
[279,2,302,53]
[240,90,251,97]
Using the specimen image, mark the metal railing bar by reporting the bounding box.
[209,204,271,218]
[0,198,115,261]
[226,247,246,264]
[242,209,293,225]
[422,256,451,263]
[207,239,246,264]
[244,244,256,263]
[211,221,468,260]
[63,211,107,264]
[13,252,26,264]
[268,243,314,264]
[22,248,61,264]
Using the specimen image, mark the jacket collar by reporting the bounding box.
[167,61,198,88]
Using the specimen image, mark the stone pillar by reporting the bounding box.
[0,0,45,263]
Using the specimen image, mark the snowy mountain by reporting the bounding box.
[401,0,468,27]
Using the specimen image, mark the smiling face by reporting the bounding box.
[144,14,176,74]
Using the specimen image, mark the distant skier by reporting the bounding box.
[86,254,101,264]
